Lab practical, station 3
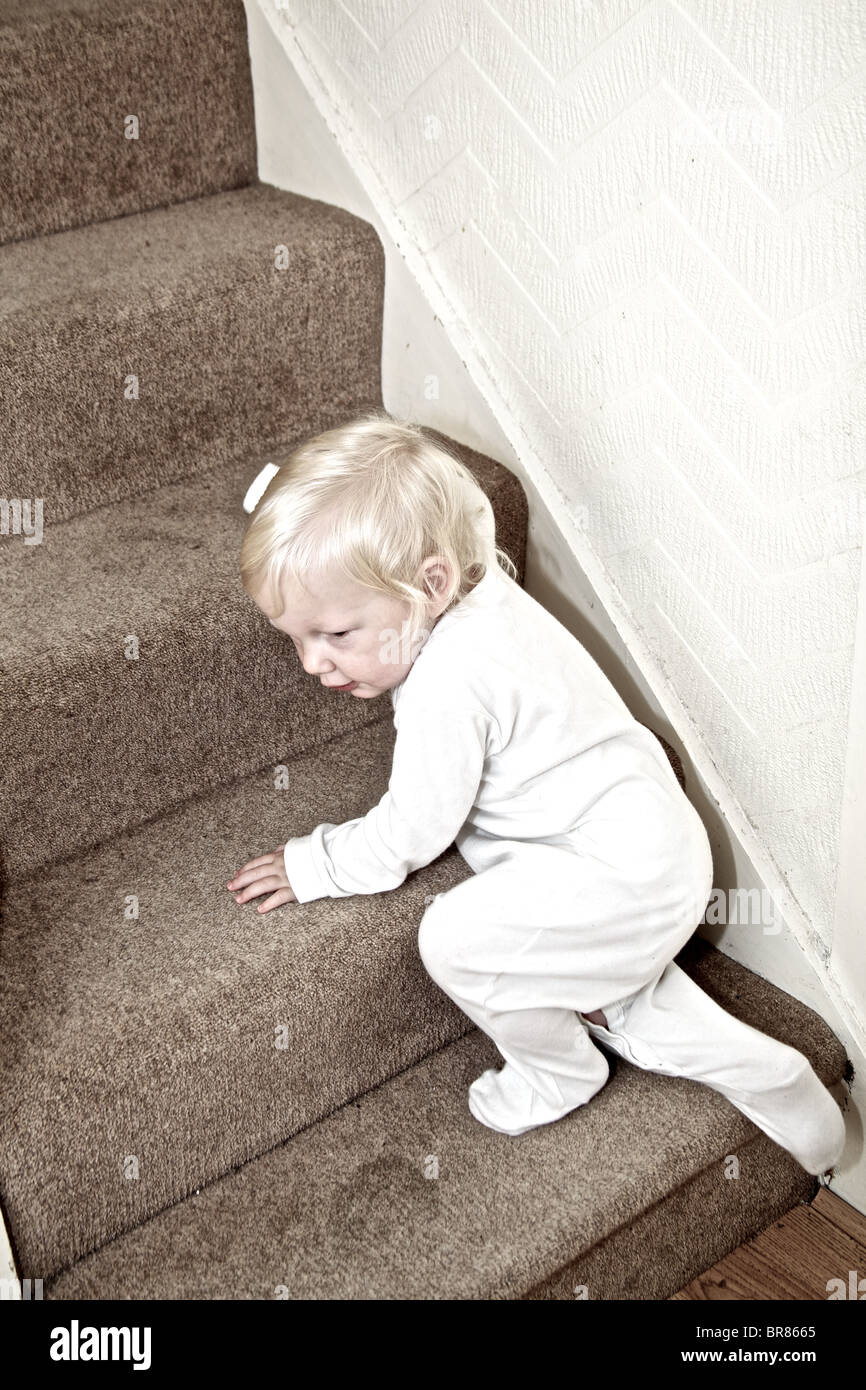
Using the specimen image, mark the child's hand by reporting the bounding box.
[226,848,298,915]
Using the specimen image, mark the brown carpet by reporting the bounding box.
[0,0,257,246]
[42,943,832,1300]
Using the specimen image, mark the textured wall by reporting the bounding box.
[266,0,866,955]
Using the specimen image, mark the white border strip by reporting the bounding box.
[831,504,866,1025]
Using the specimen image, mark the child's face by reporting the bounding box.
[252,565,435,698]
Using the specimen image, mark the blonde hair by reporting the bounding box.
[239,408,518,644]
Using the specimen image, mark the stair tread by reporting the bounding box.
[1,716,424,1048]
[42,977,835,1301]
[0,440,322,669]
[0,181,371,320]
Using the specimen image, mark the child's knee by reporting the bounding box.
[417,891,492,997]
[417,893,459,981]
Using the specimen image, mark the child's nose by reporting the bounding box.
[300,643,333,676]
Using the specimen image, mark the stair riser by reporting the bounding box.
[523,1128,816,1300]
[0,0,257,247]
[2,622,376,883]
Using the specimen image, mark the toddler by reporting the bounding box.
[226,410,845,1178]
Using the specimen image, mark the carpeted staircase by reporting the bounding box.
[0,0,849,1300]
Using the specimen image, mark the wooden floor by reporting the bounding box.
[671,1188,866,1299]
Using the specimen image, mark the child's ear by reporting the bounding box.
[421,556,451,600]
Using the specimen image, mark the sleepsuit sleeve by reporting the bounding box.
[282,694,490,903]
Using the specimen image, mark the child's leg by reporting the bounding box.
[590,959,846,1175]
[417,829,711,1137]
[419,890,611,1134]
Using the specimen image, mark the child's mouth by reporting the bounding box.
[327,680,357,691]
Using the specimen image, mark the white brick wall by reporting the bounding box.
[262,0,866,957]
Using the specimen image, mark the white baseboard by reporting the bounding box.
[0,1203,21,1300]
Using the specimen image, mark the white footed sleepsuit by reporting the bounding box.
[282,563,845,1176]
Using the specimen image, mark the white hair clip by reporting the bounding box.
[242,462,281,514]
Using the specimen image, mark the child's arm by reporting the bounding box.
[282,692,490,903]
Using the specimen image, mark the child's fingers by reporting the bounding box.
[233,872,285,903]
[229,854,277,878]
[255,889,297,914]
[227,853,282,889]
[227,869,264,891]
[232,861,283,895]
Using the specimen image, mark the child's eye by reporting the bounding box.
[330,631,351,639]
